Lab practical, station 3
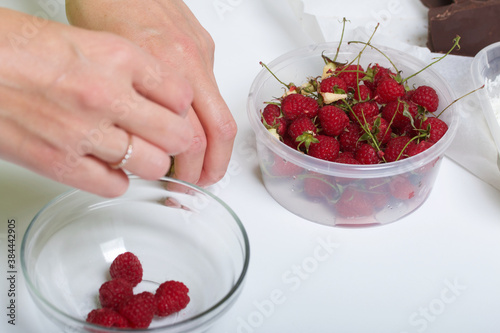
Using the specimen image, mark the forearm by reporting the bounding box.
[66,0,193,36]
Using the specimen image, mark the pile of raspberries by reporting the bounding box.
[260,56,449,165]
[86,252,190,329]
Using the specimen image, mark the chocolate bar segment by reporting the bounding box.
[421,0,454,8]
[425,0,500,57]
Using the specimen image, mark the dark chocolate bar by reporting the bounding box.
[421,0,454,8]
[424,0,500,57]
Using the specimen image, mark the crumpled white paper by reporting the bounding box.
[433,56,500,191]
[288,0,500,191]
[295,0,428,47]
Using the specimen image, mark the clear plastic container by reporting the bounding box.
[247,42,459,227]
[471,41,500,157]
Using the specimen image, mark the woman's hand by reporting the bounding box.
[0,8,195,197]
[66,0,237,187]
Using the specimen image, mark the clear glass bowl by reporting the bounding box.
[247,42,459,227]
[21,176,250,332]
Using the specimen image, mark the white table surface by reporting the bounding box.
[2,1,500,332]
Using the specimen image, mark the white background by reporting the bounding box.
[1,1,500,332]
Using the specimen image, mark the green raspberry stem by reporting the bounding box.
[436,84,484,118]
[333,17,348,63]
[259,61,293,89]
[348,40,400,75]
[402,36,461,84]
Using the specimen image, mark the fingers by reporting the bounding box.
[171,108,207,184]
[131,63,194,118]
[118,135,171,180]
[56,159,131,198]
[90,129,172,181]
[52,130,173,197]
[170,88,237,187]
[0,119,130,198]
[45,130,173,197]
[40,87,191,183]
[189,76,237,186]
[55,157,132,198]
[56,110,179,182]
[108,90,194,156]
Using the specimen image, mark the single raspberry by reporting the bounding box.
[355,143,381,164]
[384,136,417,162]
[261,104,287,137]
[353,84,372,102]
[393,121,418,137]
[410,85,439,113]
[109,252,143,287]
[375,78,405,104]
[318,105,349,136]
[86,308,129,328]
[335,187,374,218]
[320,75,348,94]
[308,135,340,162]
[262,103,280,119]
[339,123,362,153]
[334,152,359,165]
[337,151,355,159]
[287,116,317,142]
[349,101,379,123]
[303,173,337,198]
[389,176,416,200]
[408,140,434,156]
[281,133,299,150]
[155,281,190,317]
[371,191,391,210]
[403,89,416,101]
[363,64,395,91]
[332,153,360,184]
[335,64,365,90]
[271,155,303,176]
[118,292,156,329]
[281,93,319,120]
[381,99,418,131]
[419,117,448,143]
[366,115,392,145]
[99,278,134,310]
[365,178,392,208]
